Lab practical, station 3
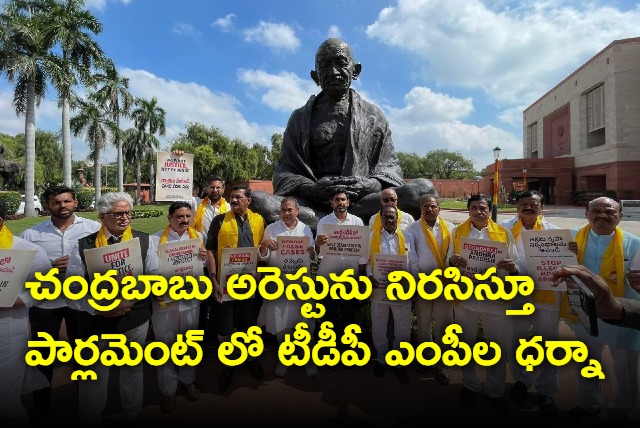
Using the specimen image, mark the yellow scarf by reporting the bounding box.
[216,209,264,277]
[0,225,14,248]
[193,197,228,232]
[510,215,544,243]
[420,217,450,269]
[95,224,133,247]
[561,225,625,320]
[511,216,555,304]
[371,208,402,231]
[369,226,406,270]
[159,225,202,246]
[453,218,508,254]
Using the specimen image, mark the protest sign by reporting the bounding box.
[0,249,37,307]
[220,247,258,302]
[155,151,194,202]
[319,224,370,258]
[372,253,408,304]
[521,229,576,291]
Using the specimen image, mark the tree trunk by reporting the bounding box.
[94,153,102,202]
[148,155,155,203]
[116,118,124,192]
[24,79,37,217]
[135,160,142,206]
[62,98,72,187]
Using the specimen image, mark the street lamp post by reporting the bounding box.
[522,168,527,190]
[491,146,501,221]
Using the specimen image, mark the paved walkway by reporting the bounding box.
[23,205,640,427]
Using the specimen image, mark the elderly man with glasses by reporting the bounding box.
[65,192,160,425]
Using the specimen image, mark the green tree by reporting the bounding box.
[397,152,424,179]
[92,59,133,192]
[130,96,165,203]
[70,97,111,201]
[122,127,158,205]
[397,149,476,179]
[0,0,64,216]
[48,0,105,187]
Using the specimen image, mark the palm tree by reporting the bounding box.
[47,0,105,187]
[70,97,111,201]
[122,127,158,205]
[0,0,64,217]
[131,96,166,203]
[92,59,133,192]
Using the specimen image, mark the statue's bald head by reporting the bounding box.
[315,38,354,69]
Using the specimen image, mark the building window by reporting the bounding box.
[528,122,538,156]
[587,84,604,132]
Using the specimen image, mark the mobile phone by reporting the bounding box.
[565,274,599,337]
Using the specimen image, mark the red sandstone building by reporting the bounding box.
[486,37,640,205]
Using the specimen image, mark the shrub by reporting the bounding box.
[132,208,164,218]
[0,191,22,215]
[571,189,617,206]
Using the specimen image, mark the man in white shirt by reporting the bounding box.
[0,199,51,426]
[408,194,455,385]
[315,190,368,348]
[19,185,101,421]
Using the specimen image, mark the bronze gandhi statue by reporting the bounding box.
[250,38,437,228]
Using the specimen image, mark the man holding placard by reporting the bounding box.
[151,201,222,413]
[367,206,412,384]
[563,197,640,423]
[447,194,519,418]
[315,189,369,350]
[0,200,51,426]
[499,190,567,416]
[65,192,160,425]
[206,185,266,391]
[256,196,317,378]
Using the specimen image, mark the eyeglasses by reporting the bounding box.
[382,197,397,203]
[105,211,133,219]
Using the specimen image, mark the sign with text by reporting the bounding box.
[155,151,194,202]
[0,249,37,307]
[83,238,144,281]
[276,236,310,275]
[319,224,370,258]
[220,247,258,302]
[521,229,575,291]
[372,253,409,305]
[158,238,204,303]
[460,237,509,281]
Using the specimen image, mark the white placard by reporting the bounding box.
[157,238,204,304]
[319,224,370,258]
[372,253,409,304]
[155,151,194,202]
[459,237,509,281]
[0,249,37,308]
[521,229,576,291]
[275,235,310,275]
[83,238,145,280]
[220,247,258,302]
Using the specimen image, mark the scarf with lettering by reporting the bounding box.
[369,226,406,270]
[420,217,450,269]
[95,224,133,247]
[371,208,402,232]
[216,209,264,275]
[453,218,508,254]
[193,197,228,232]
[0,224,14,248]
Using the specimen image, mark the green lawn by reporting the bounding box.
[6,205,170,236]
[439,198,516,212]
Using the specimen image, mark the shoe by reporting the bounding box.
[435,367,450,385]
[510,381,528,403]
[395,367,409,385]
[570,406,601,422]
[246,359,265,379]
[414,363,427,373]
[488,397,510,418]
[182,382,200,401]
[305,361,318,379]
[459,386,476,408]
[537,394,557,417]
[160,394,176,414]
[373,362,386,377]
[219,367,234,391]
[275,362,288,378]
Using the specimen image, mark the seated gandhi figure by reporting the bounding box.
[251,38,436,228]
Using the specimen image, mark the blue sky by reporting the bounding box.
[1,0,639,172]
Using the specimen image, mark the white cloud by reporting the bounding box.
[243,21,300,53]
[172,22,201,39]
[328,25,341,39]
[212,13,236,32]
[84,0,107,11]
[237,69,318,112]
[366,0,640,109]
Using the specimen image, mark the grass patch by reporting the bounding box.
[439,198,516,212]
[6,204,171,236]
